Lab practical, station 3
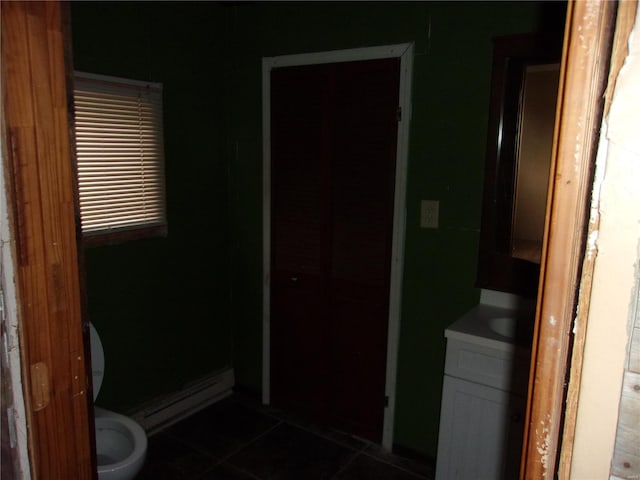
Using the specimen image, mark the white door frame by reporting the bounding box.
[262,43,413,450]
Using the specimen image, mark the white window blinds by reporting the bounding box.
[73,72,167,236]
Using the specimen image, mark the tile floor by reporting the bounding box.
[137,393,435,480]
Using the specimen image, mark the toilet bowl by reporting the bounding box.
[90,323,147,480]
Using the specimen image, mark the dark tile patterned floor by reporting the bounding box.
[137,394,434,480]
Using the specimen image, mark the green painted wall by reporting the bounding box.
[71,2,232,412]
[71,1,563,459]
[224,2,561,458]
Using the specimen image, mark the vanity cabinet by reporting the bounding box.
[436,330,530,480]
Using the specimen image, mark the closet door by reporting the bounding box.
[326,59,399,440]
[270,58,400,442]
[271,64,333,421]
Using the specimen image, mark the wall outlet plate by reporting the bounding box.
[421,200,439,229]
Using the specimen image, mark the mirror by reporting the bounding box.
[512,63,560,263]
[477,33,563,298]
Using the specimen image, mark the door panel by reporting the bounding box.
[327,60,399,440]
[271,274,328,419]
[270,65,332,420]
[271,58,400,441]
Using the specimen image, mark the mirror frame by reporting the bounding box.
[477,32,563,298]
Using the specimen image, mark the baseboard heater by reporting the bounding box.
[130,367,234,435]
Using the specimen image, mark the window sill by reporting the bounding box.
[81,224,168,248]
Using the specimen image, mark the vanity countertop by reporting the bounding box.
[445,303,533,354]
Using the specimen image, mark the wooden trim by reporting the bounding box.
[604,1,639,117]
[557,4,638,477]
[1,2,95,478]
[82,224,168,248]
[519,1,617,478]
[382,43,413,451]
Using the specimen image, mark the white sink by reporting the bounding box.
[489,316,517,338]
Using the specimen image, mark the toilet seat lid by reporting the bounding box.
[89,322,104,401]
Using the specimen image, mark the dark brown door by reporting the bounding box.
[270,58,400,442]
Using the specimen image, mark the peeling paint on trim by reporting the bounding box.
[0,134,31,478]
[586,119,609,262]
[536,413,553,478]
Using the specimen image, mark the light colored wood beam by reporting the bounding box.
[520,1,618,478]
[1,2,95,478]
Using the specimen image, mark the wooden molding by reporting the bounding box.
[1,2,95,478]
[560,3,639,477]
[519,1,618,479]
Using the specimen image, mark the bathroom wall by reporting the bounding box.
[71,2,233,411]
[71,1,562,459]
[225,2,559,458]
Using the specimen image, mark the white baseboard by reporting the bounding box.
[130,367,234,435]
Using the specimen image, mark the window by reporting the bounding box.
[73,72,167,246]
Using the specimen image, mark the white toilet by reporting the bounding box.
[90,323,148,480]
